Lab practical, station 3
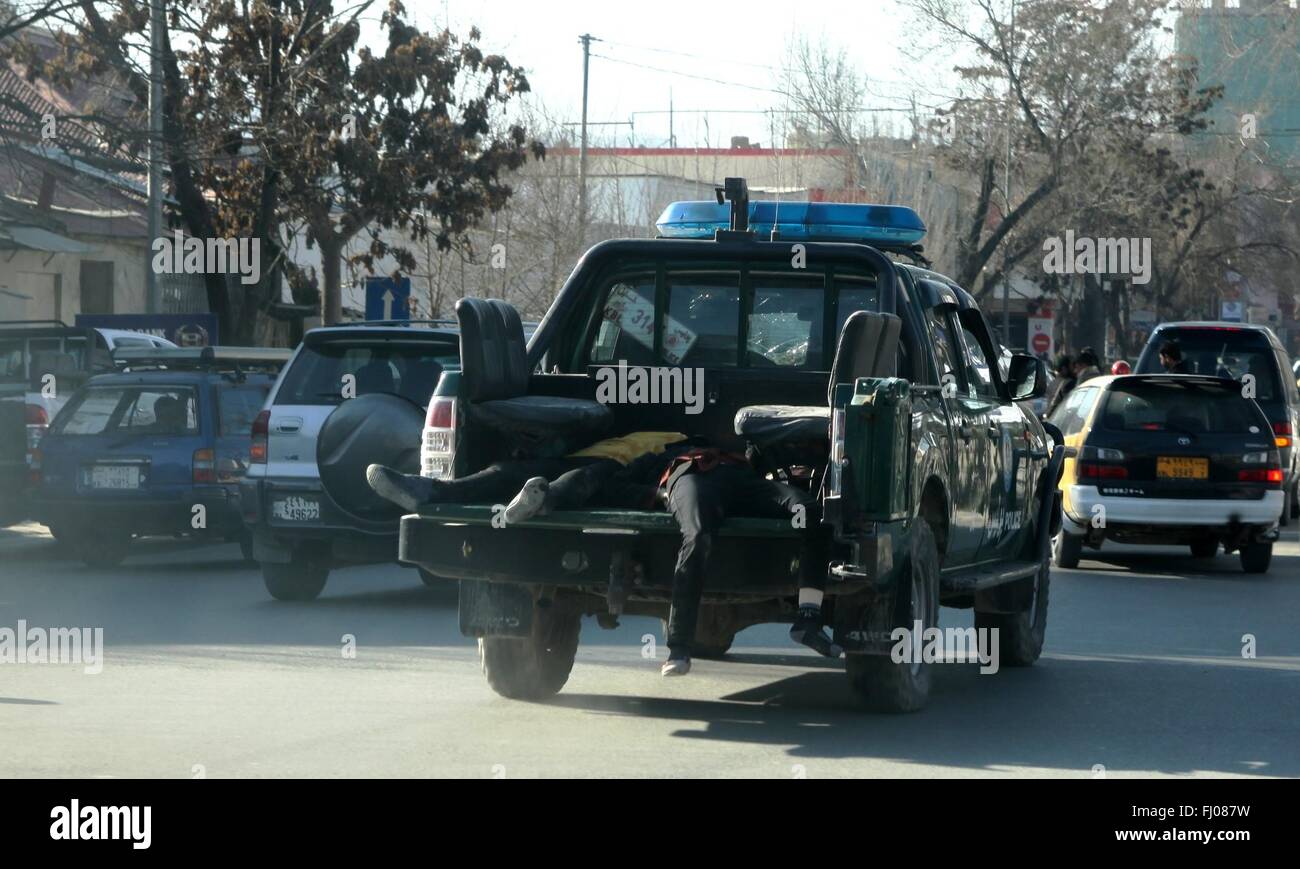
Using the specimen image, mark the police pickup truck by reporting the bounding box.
[399,179,1064,712]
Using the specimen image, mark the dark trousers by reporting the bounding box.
[664,464,828,655]
[430,457,654,510]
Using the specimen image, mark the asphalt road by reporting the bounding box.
[2,521,1298,778]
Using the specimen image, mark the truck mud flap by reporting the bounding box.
[1034,444,1067,563]
[459,581,534,639]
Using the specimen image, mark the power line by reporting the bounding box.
[588,53,786,95]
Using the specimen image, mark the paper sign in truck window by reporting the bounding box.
[603,283,697,365]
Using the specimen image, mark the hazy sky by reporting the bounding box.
[407,0,950,148]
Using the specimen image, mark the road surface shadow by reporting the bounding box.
[1074,547,1296,580]
[551,652,1300,777]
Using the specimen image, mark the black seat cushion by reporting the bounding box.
[456,297,612,456]
[734,404,830,445]
[456,297,531,402]
[735,311,902,452]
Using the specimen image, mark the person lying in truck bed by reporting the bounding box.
[366,430,840,676]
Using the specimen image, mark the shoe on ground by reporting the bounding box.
[790,618,843,658]
[661,657,692,677]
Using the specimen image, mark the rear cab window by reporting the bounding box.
[582,263,881,372]
[53,386,200,436]
[276,339,457,408]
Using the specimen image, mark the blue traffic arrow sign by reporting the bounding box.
[365,276,412,321]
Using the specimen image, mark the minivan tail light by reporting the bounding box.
[1078,462,1128,480]
[250,410,270,464]
[1272,422,1292,449]
[193,448,216,484]
[422,397,457,480]
[1238,468,1283,485]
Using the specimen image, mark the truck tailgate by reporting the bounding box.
[399,506,805,595]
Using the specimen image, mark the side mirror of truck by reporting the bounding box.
[1007,354,1047,401]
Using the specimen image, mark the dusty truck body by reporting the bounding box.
[399,184,1064,711]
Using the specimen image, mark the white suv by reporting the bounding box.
[241,322,459,601]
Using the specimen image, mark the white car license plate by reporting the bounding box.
[272,496,321,522]
[90,465,141,489]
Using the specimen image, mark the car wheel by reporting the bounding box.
[975,555,1050,668]
[237,530,255,565]
[73,529,131,568]
[1190,539,1218,559]
[1240,542,1272,574]
[846,519,939,713]
[479,604,581,701]
[261,555,329,601]
[1052,531,1082,569]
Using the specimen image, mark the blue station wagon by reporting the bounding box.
[32,347,289,567]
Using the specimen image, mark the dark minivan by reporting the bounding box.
[1136,322,1299,523]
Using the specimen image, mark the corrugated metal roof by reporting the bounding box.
[0,224,93,253]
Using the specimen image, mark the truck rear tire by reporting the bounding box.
[1240,542,1272,574]
[975,557,1050,667]
[262,555,329,601]
[1052,532,1081,569]
[480,605,581,701]
[846,520,939,713]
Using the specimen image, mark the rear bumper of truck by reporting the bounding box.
[398,505,894,600]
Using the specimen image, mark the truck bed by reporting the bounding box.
[412,503,803,537]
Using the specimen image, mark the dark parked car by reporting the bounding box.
[1136,322,1299,525]
[1050,374,1283,573]
[31,347,288,566]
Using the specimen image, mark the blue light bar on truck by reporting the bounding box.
[655,200,927,244]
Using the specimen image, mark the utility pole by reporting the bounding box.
[1002,0,1015,346]
[146,0,164,314]
[578,33,597,233]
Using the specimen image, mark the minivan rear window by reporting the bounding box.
[275,341,456,407]
[1099,380,1265,435]
[1137,329,1279,403]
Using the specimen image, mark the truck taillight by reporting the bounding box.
[193,448,216,484]
[828,408,846,496]
[25,403,48,454]
[250,410,270,463]
[422,397,457,480]
[1273,422,1292,449]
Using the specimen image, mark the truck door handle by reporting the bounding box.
[275,418,302,433]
